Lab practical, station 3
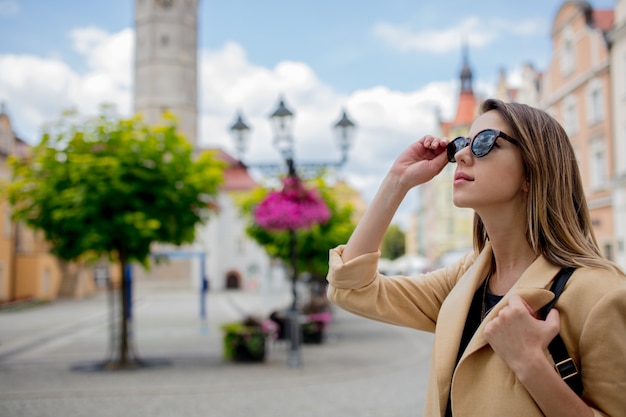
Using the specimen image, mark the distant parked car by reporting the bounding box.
[379,254,431,276]
[434,248,472,269]
[378,258,396,275]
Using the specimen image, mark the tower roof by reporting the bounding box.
[452,46,477,126]
[453,91,478,126]
[459,44,473,93]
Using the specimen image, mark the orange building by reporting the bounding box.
[0,108,63,302]
[0,106,109,304]
[540,1,616,260]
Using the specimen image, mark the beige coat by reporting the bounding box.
[326,242,626,417]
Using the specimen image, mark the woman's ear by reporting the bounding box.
[522,178,529,193]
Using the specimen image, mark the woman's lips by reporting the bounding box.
[454,172,474,185]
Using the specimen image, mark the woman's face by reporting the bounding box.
[452,110,528,211]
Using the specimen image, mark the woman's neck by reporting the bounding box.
[483,221,538,296]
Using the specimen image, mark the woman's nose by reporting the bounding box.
[455,145,472,165]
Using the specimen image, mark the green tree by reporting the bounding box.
[7,107,224,369]
[239,177,356,293]
[381,224,405,260]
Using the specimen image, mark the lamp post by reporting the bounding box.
[229,96,356,367]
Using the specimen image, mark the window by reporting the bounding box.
[589,137,607,190]
[560,28,575,76]
[621,122,626,175]
[3,206,11,238]
[0,122,10,155]
[563,95,578,135]
[623,52,626,98]
[586,79,604,125]
[603,243,614,261]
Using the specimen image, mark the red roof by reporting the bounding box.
[453,91,477,125]
[203,147,259,191]
[222,167,258,191]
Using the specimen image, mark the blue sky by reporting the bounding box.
[1,0,615,93]
[0,0,617,225]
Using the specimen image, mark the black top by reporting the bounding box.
[445,278,503,417]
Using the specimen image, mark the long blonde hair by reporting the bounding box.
[474,98,620,272]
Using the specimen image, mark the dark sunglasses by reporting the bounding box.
[447,129,519,163]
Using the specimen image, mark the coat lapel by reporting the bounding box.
[433,243,493,413]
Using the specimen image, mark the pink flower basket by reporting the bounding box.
[254,176,331,231]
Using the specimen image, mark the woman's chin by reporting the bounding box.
[452,195,471,208]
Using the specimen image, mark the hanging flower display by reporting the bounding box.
[253,176,331,231]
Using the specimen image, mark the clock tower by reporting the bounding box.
[134,0,199,146]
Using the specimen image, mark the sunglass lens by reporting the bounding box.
[471,131,496,157]
[447,137,468,163]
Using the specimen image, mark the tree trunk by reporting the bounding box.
[106,252,140,369]
[119,258,131,365]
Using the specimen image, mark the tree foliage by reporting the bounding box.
[381,224,406,260]
[7,107,225,368]
[239,177,356,282]
[8,108,225,266]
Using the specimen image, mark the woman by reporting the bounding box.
[326,99,626,416]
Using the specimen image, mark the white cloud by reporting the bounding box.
[0,27,133,142]
[0,54,80,140]
[199,41,340,161]
[198,40,458,219]
[70,27,134,88]
[374,17,493,54]
[493,17,547,37]
[0,28,459,225]
[0,0,19,17]
[374,16,546,54]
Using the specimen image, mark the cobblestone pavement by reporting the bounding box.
[0,280,434,417]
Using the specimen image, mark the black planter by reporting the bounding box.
[301,322,324,344]
[232,337,266,362]
[223,330,267,362]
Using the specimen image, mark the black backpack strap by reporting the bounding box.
[540,267,583,396]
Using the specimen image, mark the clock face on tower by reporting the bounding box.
[155,0,173,8]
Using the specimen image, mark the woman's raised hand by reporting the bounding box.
[340,135,450,261]
[389,135,450,190]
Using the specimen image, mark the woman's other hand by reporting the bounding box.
[484,294,561,376]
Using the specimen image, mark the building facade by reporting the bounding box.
[495,63,542,108]
[0,106,68,303]
[134,150,284,292]
[413,49,477,263]
[540,1,616,261]
[609,0,626,270]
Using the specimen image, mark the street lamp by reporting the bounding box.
[229,112,250,161]
[230,97,356,177]
[269,98,295,161]
[229,96,356,368]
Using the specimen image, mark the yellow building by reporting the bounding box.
[332,179,367,225]
[412,49,476,263]
[0,106,103,304]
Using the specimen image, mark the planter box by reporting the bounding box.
[302,312,332,345]
[222,319,275,363]
[227,333,267,362]
[302,322,324,344]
